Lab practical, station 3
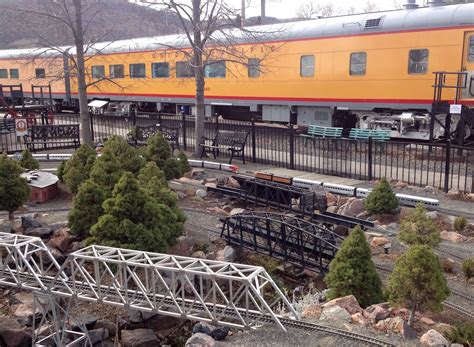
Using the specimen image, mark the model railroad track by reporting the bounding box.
[437,245,473,262]
[2,272,394,347]
[435,207,474,220]
[374,264,474,319]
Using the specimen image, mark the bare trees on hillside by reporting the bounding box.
[139,0,281,157]
[2,0,118,145]
[297,0,381,19]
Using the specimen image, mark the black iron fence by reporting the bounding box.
[1,112,473,193]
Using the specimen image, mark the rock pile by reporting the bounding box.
[297,294,455,343]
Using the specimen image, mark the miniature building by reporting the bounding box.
[21,170,59,203]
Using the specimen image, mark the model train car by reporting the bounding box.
[0,1,473,140]
[253,171,440,208]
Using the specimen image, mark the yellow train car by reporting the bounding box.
[1,2,473,140]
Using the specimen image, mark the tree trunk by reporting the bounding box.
[8,211,14,221]
[408,304,417,327]
[192,0,205,158]
[73,0,92,146]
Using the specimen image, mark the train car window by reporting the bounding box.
[9,69,19,79]
[350,52,367,76]
[248,58,260,78]
[204,61,226,78]
[152,62,170,78]
[110,65,124,79]
[469,36,474,62]
[300,55,315,77]
[130,63,146,78]
[35,68,46,79]
[92,65,105,79]
[408,49,429,74]
[176,61,195,78]
[0,69,7,78]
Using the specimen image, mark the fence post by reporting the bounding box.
[367,136,373,181]
[289,124,295,170]
[181,111,187,151]
[131,106,137,127]
[444,140,451,193]
[89,112,95,143]
[251,119,256,163]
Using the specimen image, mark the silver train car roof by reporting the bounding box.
[0,3,472,59]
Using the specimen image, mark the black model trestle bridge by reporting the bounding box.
[221,211,344,273]
[208,175,374,230]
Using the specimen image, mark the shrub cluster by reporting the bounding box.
[462,258,474,280]
[325,226,384,308]
[66,134,191,252]
[453,216,468,232]
[364,178,399,215]
[0,154,30,220]
[398,203,441,248]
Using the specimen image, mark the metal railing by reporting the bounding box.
[1,112,473,193]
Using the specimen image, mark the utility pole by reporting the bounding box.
[261,0,266,20]
[241,0,245,20]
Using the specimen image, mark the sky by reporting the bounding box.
[236,0,401,18]
[130,0,408,18]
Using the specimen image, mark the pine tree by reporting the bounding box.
[142,132,172,168]
[68,180,106,238]
[56,160,66,181]
[102,135,144,174]
[163,157,182,180]
[399,203,441,247]
[88,172,183,252]
[387,245,449,326]
[138,162,186,225]
[177,151,191,175]
[89,149,124,195]
[63,144,96,194]
[137,162,167,189]
[20,149,39,170]
[324,225,384,307]
[364,178,399,215]
[0,154,30,220]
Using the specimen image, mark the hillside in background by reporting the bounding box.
[0,0,182,49]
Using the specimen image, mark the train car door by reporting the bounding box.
[461,31,474,101]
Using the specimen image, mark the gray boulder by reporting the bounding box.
[420,329,449,346]
[185,333,216,347]
[21,216,41,229]
[196,189,208,198]
[93,319,117,337]
[121,329,158,347]
[72,314,99,331]
[0,223,12,234]
[319,305,351,323]
[88,328,109,345]
[0,315,32,346]
[24,227,53,238]
[216,246,236,262]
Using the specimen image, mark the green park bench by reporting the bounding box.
[349,128,391,141]
[300,125,343,146]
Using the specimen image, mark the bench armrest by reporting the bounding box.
[230,140,245,149]
[200,136,215,146]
